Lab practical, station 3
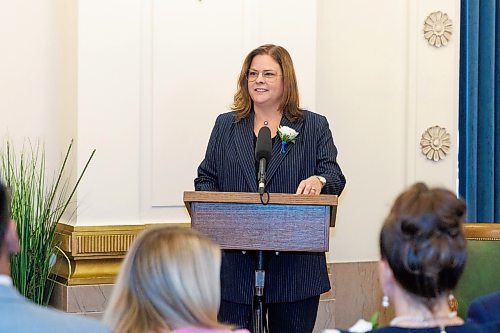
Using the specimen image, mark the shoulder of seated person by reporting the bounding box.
[480,320,500,331]
[27,302,109,332]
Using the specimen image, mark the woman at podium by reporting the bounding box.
[195,44,346,333]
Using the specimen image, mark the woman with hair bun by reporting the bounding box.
[103,227,249,333]
[325,183,500,333]
[372,183,500,332]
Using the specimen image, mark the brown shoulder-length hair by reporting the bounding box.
[231,44,303,122]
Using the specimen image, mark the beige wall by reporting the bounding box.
[317,0,460,262]
[0,0,77,171]
[76,0,142,224]
[0,0,460,262]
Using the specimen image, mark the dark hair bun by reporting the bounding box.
[380,183,467,307]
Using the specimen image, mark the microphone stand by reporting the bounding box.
[258,158,269,205]
[253,126,271,333]
[254,157,268,333]
[253,251,266,333]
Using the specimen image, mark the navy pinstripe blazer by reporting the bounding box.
[195,110,346,304]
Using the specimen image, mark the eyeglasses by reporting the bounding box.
[246,70,281,83]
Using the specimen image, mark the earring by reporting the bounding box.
[382,295,389,308]
[448,293,458,312]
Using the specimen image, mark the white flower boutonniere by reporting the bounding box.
[277,126,299,154]
[347,319,373,332]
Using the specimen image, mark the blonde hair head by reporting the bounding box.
[103,227,225,333]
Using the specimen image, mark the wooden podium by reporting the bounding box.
[183,191,338,252]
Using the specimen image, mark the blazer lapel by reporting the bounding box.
[234,115,258,192]
[266,115,304,185]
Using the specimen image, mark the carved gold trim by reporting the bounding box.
[53,257,123,285]
[77,234,136,254]
[463,223,500,241]
[54,222,190,285]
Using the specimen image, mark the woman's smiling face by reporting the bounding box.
[247,54,284,111]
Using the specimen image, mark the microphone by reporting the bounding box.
[255,126,272,195]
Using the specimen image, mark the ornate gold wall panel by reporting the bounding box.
[54,223,190,285]
[463,223,500,241]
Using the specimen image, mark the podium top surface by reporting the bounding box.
[184,191,338,227]
[184,191,338,206]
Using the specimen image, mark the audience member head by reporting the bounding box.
[232,44,302,122]
[0,181,9,247]
[103,226,225,333]
[379,182,467,311]
[0,181,19,273]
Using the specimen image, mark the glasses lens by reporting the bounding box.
[247,70,258,82]
[246,70,278,82]
[263,71,277,83]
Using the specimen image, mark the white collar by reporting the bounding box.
[0,274,13,286]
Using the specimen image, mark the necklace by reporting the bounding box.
[390,312,457,333]
[263,121,269,126]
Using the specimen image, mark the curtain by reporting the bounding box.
[459,0,499,222]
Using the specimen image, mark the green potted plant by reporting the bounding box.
[0,140,94,305]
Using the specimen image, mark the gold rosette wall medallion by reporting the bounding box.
[424,11,453,47]
[420,126,451,162]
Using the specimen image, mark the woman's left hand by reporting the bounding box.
[296,176,323,195]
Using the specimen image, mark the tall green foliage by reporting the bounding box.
[0,140,94,305]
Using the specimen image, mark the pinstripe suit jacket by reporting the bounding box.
[195,110,346,304]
